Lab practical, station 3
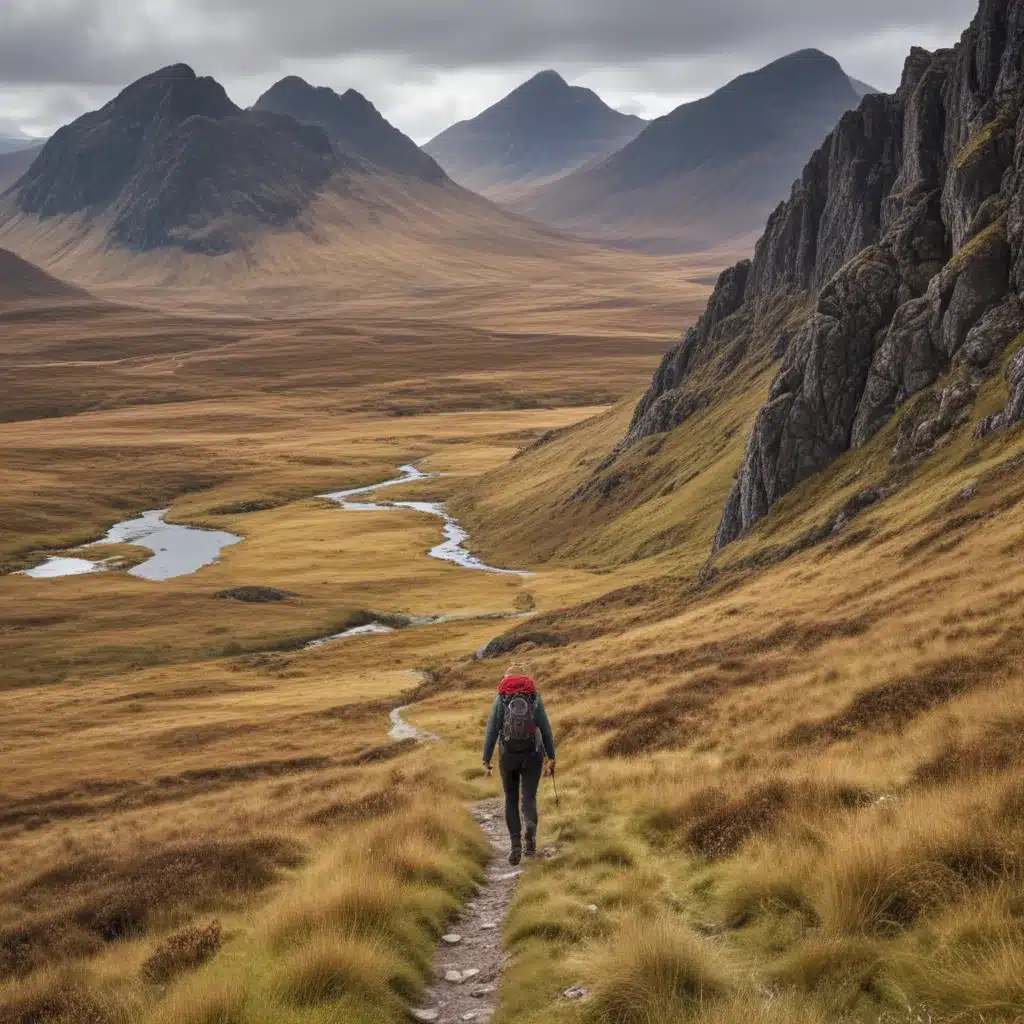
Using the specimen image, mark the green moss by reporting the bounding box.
[953,116,1010,170]
[948,216,1007,272]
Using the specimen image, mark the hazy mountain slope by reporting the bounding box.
[253,77,448,183]
[0,144,42,193]
[580,0,1024,557]
[7,64,337,254]
[511,50,861,251]
[0,135,42,155]
[849,75,881,96]
[0,247,87,302]
[423,70,646,197]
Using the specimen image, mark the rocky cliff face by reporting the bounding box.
[12,65,337,254]
[628,0,1024,552]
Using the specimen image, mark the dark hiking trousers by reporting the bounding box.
[500,749,543,846]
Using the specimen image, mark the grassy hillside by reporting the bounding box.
[419,330,1024,1023]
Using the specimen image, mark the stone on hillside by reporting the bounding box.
[441,933,462,945]
[471,985,497,997]
[564,987,590,1000]
[412,1010,439,1023]
[445,969,465,984]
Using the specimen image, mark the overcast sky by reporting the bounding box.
[0,0,980,143]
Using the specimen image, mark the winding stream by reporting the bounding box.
[20,510,242,581]
[388,706,439,742]
[321,465,529,576]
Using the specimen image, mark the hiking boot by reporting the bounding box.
[524,832,537,857]
[508,843,522,866]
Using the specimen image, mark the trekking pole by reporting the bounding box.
[551,762,560,810]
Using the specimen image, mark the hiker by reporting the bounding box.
[482,668,556,866]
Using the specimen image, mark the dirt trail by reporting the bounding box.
[413,798,521,1024]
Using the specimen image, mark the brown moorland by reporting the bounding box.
[2,144,1024,1024]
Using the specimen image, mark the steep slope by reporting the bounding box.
[511,50,861,252]
[0,144,42,193]
[849,75,881,97]
[6,64,337,254]
[607,0,1024,555]
[423,70,646,198]
[253,77,448,183]
[0,247,87,302]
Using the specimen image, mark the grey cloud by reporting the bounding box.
[0,0,981,139]
[0,0,980,84]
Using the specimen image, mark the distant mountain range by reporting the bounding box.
[253,77,449,183]
[0,63,611,297]
[424,70,647,198]
[0,134,43,155]
[0,53,877,263]
[0,144,43,193]
[501,50,864,251]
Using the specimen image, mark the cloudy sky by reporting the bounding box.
[1,0,980,143]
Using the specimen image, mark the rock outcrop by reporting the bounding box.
[11,65,337,254]
[628,0,1024,552]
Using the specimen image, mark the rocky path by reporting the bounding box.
[413,798,521,1024]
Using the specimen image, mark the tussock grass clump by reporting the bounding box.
[769,936,895,1010]
[265,871,424,956]
[581,918,734,1024]
[273,932,415,1008]
[149,974,248,1024]
[141,921,223,984]
[505,893,604,947]
[0,967,118,1024]
[912,933,1024,1016]
[816,797,1021,937]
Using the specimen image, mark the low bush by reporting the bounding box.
[141,922,223,984]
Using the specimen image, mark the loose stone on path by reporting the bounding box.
[415,798,522,1024]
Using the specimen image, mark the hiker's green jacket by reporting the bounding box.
[483,694,556,763]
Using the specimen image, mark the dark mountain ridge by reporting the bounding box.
[8,64,337,254]
[619,0,1024,552]
[512,49,862,251]
[423,69,646,195]
[253,77,448,183]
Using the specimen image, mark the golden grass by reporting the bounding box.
[407,342,1024,1023]
[3,217,1024,1024]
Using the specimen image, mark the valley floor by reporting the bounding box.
[2,263,1023,1024]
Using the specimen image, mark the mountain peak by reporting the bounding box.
[12,65,335,253]
[507,46,863,251]
[522,69,569,90]
[253,78,447,183]
[424,68,645,194]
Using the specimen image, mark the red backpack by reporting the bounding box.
[499,675,537,754]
